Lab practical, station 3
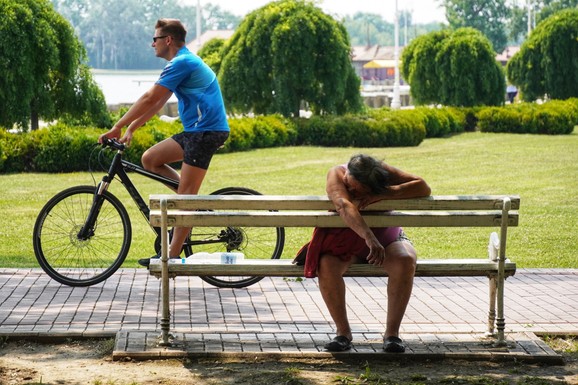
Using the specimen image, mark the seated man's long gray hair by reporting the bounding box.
[347,154,390,195]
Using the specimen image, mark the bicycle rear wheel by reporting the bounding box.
[33,186,132,287]
[190,187,285,288]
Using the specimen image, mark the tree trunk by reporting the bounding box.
[31,107,39,131]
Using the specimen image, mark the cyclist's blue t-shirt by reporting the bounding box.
[156,47,229,132]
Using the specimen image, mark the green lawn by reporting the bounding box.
[1,129,576,268]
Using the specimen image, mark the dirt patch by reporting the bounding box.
[0,338,576,385]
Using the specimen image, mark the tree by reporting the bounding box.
[197,38,226,74]
[0,0,109,130]
[402,27,505,107]
[342,13,394,46]
[507,9,578,101]
[218,0,362,117]
[441,0,510,53]
[51,0,241,70]
[509,0,578,43]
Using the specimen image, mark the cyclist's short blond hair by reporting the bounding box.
[155,18,187,43]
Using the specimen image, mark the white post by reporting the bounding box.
[404,10,407,46]
[196,0,202,49]
[527,0,532,37]
[391,0,401,109]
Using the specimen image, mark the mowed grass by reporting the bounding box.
[0,128,576,268]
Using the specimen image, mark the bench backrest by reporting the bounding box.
[149,195,519,229]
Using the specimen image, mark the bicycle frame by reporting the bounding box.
[77,141,178,240]
[77,140,226,248]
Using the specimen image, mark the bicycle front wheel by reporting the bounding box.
[191,187,285,289]
[33,186,132,287]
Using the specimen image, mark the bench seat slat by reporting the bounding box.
[148,259,516,278]
[150,194,520,211]
[150,210,519,228]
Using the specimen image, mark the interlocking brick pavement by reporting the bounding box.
[0,268,576,362]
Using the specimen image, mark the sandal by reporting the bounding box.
[324,336,352,352]
[383,336,406,353]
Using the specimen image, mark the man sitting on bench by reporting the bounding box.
[298,154,431,353]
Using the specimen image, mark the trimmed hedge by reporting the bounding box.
[295,110,426,147]
[477,99,578,135]
[1,101,575,173]
[224,115,297,152]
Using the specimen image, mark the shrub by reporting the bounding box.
[414,107,449,137]
[477,107,523,133]
[0,130,35,173]
[3,101,572,174]
[223,115,297,152]
[294,110,425,147]
[225,119,256,152]
[30,124,100,172]
[478,101,575,134]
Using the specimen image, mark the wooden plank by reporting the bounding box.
[149,210,519,228]
[148,258,517,278]
[149,195,520,211]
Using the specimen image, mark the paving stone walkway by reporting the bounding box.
[0,268,576,362]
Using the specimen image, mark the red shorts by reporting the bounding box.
[300,227,407,278]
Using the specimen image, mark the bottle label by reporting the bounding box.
[221,253,237,264]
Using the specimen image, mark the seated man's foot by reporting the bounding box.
[383,336,405,353]
[324,336,352,352]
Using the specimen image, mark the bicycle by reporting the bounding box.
[32,137,285,288]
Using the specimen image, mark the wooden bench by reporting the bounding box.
[149,194,520,347]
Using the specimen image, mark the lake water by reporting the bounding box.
[92,69,177,105]
[92,69,408,110]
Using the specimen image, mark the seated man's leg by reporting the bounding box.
[318,254,356,342]
[381,240,417,351]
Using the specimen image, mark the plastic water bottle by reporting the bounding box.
[186,252,244,264]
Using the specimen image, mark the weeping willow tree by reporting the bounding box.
[0,0,109,130]
[218,0,362,117]
[507,9,578,101]
[401,27,505,107]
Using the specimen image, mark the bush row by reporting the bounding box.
[477,98,578,135]
[1,100,575,173]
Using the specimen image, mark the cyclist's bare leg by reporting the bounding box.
[168,163,207,257]
[141,138,208,258]
[141,138,183,190]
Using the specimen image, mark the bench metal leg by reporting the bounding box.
[495,270,506,346]
[495,198,512,347]
[486,275,497,337]
[159,199,172,346]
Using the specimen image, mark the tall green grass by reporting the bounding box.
[1,129,576,268]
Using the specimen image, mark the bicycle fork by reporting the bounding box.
[76,178,111,241]
[77,149,122,241]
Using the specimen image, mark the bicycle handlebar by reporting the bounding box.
[101,137,126,151]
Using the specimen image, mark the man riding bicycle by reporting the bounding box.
[99,18,229,266]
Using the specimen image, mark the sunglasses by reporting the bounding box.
[152,35,169,43]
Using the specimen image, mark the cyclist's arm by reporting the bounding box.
[124,86,173,132]
[99,84,172,144]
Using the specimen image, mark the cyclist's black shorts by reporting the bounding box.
[171,131,229,170]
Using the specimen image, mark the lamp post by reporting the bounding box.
[196,0,202,49]
[391,0,401,109]
[527,0,532,37]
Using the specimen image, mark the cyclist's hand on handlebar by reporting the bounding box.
[119,129,134,147]
[98,126,122,144]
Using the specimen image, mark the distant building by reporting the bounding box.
[351,45,521,84]
[351,45,405,87]
[496,46,520,66]
[187,30,235,54]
